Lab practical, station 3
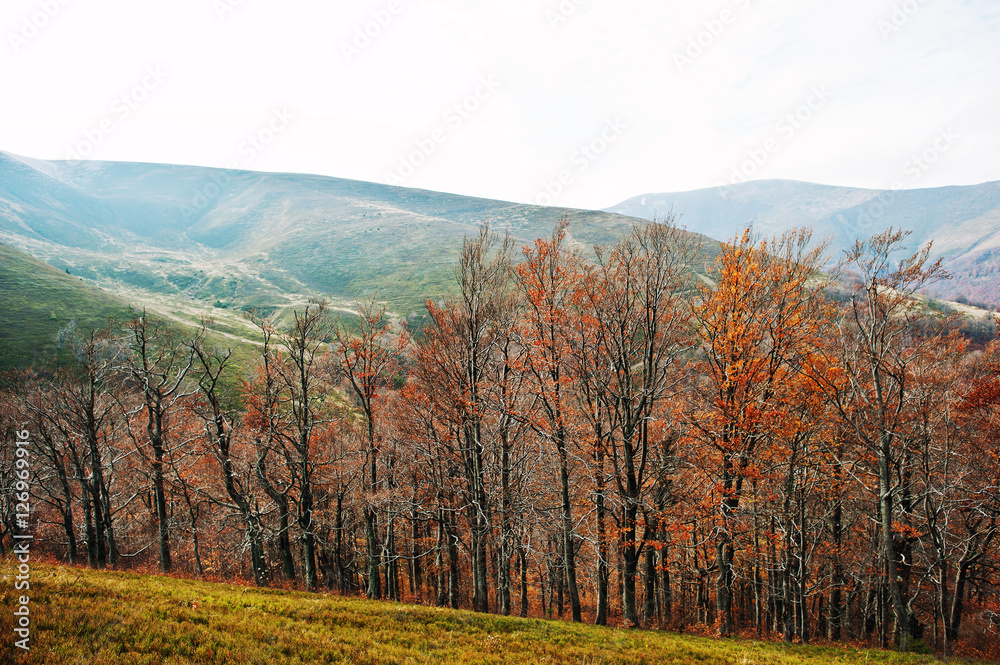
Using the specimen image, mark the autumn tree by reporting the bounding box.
[331,297,406,600]
[811,228,949,651]
[189,329,270,586]
[414,224,516,613]
[513,219,586,622]
[688,227,829,636]
[577,218,698,626]
[245,312,298,581]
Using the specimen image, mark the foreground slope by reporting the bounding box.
[609,179,1000,306]
[0,562,980,665]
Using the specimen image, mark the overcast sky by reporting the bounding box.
[2,0,998,209]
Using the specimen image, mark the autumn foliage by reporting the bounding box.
[2,221,998,657]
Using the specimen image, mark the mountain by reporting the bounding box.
[3,150,996,372]
[608,179,1000,308]
[0,151,679,317]
[2,151,715,368]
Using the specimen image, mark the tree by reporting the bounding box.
[121,313,193,573]
[812,228,949,651]
[189,329,269,586]
[276,301,334,591]
[414,224,515,613]
[513,220,586,622]
[244,312,297,581]
[689,227,829,637]
[332,297,406,600]
[577,219,697,626]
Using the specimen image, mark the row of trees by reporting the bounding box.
[2,220,998,655]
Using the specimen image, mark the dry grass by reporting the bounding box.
[1,559,985,665]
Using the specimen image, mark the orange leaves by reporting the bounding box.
[690,227,830,463]
[891,521,923,540]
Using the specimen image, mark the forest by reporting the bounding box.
[2,220,998,657]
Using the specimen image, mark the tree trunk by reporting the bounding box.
[385,515,399,600]
[411,510,423,602]
[556,430,582,622]
[947,561,969,645]
[595,435,609,626]
[660,539,672,626]
[622,502,641,627]
[82,486,97,567]
[365,507,381,598]
[277,500,296,580]
[828,498,844,641]
[152,447,172,573]
[499,432,513,616]
[878,440,910,651]
[519,543,529,617]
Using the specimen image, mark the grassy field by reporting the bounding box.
[0,561,980,665]
[0,244,139,369]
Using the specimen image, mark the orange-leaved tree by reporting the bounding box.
[688,227,829,637]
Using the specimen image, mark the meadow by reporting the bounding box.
[0,560,982,665]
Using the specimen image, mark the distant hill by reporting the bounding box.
[1,151,723,368]
[608,179,1000,308]
[3,150,996,371]
[0,151,679,321]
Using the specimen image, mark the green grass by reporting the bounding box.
[0,243,258,401]
[0,244,137,369]
[0,561,979,665]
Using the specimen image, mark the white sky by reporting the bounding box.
[2,0,998,209]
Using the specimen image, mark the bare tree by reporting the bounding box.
[189,330,269,585]
[331,297,405,600]
[120,312,194,573]
[812,229,949,652]
[578,219,698,626]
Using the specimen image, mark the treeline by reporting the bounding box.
[1,220,998,656]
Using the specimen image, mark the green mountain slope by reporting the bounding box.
[0,243,136,367]
[0,151,679,320]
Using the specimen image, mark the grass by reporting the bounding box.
[0,560,981,665]
[0,244,137,369]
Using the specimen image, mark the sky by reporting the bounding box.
[2,0,999,210]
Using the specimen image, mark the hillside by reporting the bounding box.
[608,179,1000,307]
[0,243,137,368]
[0,151,677,321]
[0,561,982,664]
[4,150,997,372]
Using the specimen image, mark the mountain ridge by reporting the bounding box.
[0,150,678,320]
[2,149,998,333]
[607,178,1000,307]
